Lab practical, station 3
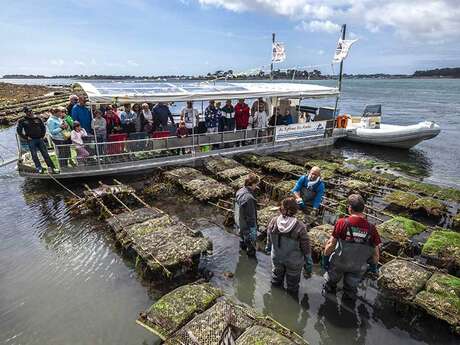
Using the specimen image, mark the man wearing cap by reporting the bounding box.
[16,107,58,174]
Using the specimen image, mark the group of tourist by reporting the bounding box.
[234,168,380,300]
[16,94,306,173]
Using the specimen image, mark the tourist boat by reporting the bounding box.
[16,81,345,179]
[342,105,441,149]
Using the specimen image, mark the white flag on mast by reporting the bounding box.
[272,42,286,63]
[332,38,358,63]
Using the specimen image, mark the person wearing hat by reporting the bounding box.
[16,107,58,174]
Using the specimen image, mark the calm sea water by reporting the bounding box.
[0,79,459,345]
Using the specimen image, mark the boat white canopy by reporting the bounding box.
[75,81,339,103]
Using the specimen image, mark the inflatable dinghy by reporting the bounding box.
[344,105,441,149]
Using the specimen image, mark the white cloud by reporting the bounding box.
[50,59,64,66]
[196,0,460,41]
[297,20,340,33]
[73,60,86,66]
[127,60,140,67]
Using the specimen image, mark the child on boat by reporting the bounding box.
[70,121,89,163]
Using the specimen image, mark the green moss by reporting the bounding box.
[393,177,441,196]
[320,169,335,181]
[386,161,427,177]
[235,325,294,345]
[414,273,460,327]
[422,231,460,259]
[384,190,418,209]
[434,187,460,203]
[378,216,427,243]
[352,169,395,186]
[342,179,368,191]
[305,159,341,172]
[142,283,223,337]
[411,197,447,217]
[336,165,358,176]
[453,213,460,230]
[346,158,378,169]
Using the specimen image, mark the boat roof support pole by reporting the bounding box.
[334,24,346,117]
[90,101,102,169]
[270,33,275,81]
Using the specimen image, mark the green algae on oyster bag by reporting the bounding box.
[165,299,256,345]
[309,224,334,259]
[434,187,460,203]
[414,273,460,331]
[410,197,447,217]
[204,157,241,174]
[165,167,233,201]
[271,180,297,200]
[352,169,396,186]
[384,190,418,209]
[393,177,441,196]
[342,179,369,191]
[378,259,432,301]
[258,206,280,233]
[138,283,223,339]
[217,166,252,180]
[454,213,460,231]
[377,216,427,256]
[346,158,379,169]
[422,231,460,268]
[106,207,163,234]
[235,325,296,345]
[238,153,278,167]
[264,159,305,176]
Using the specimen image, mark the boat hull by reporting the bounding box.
[345,122,441,149]
[18,135,340,180]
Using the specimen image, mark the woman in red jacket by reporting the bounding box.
[234,98,250,130]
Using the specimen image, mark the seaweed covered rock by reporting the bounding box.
[309,224,334,260]
[410,197,447,217]
[377,216,427,255]
[165,167,233,202]
[378,259,432,301]
[422,231,460,271]
[236,325,296,345]
[414,273,460,331]
[384,190,418,209]
[305,159,341,172]
[137,283,223,339]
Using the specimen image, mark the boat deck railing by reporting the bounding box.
[17,121,337,175]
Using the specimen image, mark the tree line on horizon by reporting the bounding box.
[2,67,458,80]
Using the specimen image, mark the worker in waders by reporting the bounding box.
[323,194,381,300]
[234,173,260,257]
[265,197,311,295]
[291,166,325,278]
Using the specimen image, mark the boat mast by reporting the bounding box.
[334,24,346,116]
[270,33,275,81]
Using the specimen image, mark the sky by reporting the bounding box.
[1,0,459,76]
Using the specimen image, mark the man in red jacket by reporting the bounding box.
[234,98,250,130]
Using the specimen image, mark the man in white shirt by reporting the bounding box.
[180,101,199,134]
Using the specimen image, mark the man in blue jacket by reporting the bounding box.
[292,166,325,211]
[291,166,325,278]
[71,95,92,133]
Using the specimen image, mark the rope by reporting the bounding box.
[46,172,82,200]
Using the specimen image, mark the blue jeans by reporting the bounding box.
[28,138,54,170]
